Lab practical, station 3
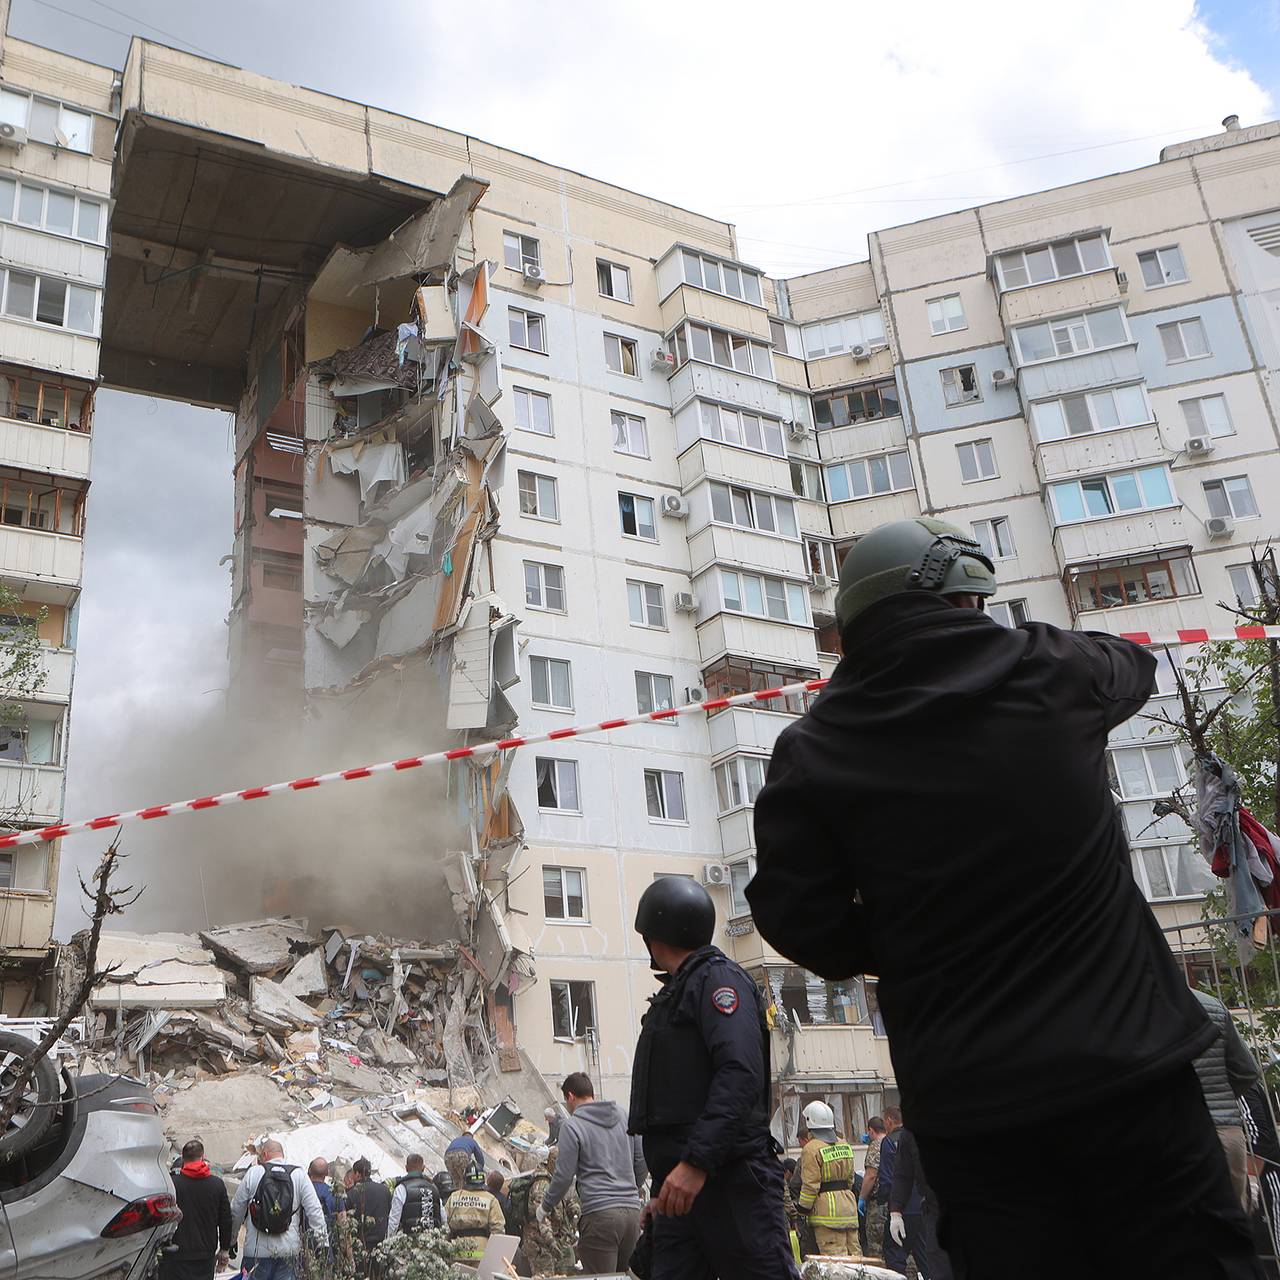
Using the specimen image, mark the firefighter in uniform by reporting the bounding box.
[796,1101,858,1257]
[628,875,800,1280]
[445,1166,505,1263]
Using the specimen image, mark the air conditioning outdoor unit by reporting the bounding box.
[685,685,707,704]
[990,368,1015,388]
[1207,515,1234,540]
[787,420,810,441]
[521,263,545,287]
[850,343,870,360]
[661,493,689,518]
[1117,270,1129,294]
[673,590,698,613]
[651,349,676,372]
[810,572,834,591]
[700,863,730,887]
[1186,435,1215,457]
[0,123,27,149]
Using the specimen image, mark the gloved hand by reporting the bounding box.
[889,1211,906,1245]
[857,1198,867,1216]
[535,1203,547,1224]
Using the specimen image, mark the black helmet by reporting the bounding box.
[433,1169,453,1196]
[635,876,715,949]
[464,1163,485,1188]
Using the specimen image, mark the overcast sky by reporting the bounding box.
[6,0,1274,930]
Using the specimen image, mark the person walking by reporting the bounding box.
[749,516,1260,1279]
[858,1116,887,1259]
[345,1156,392,1271]
[388,1153,443,1235]
[538,1071,645,1272]
[545,1106,563,1144]
[229,1139,328,1280]
[161,1138,232,1280]
[795,1101,859,1258]
[445,1165,507,1264]
[627,875,799,1280]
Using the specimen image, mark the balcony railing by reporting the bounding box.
[1035,424,1171,484]
[815,415,908,465]
[0,762,63,822]
[1053,506,1187,567]
[0,525,83,589]
[0,415,91,479]
[0,890,54,952]
[827,489,921,541]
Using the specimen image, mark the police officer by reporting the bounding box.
[795,1101,858,1258]
[444,1165,505,1263]
[388,1153,442,1236]
[628,875,799,1280]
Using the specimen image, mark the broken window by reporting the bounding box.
[550,979,596,1040]
[508,308,547,353]
[972,517,1016,561]
[806,539,838,580]
[627,580,665,630]
[635,670,675,716]
[524,561,566,613]
[0,374,92,431]
[956,438,998,482]
[604,333,638,377]
[263,484,303,520]
[503,231,540,272]
[611,410,648,458]
[644,768,687,822]
[530,655,573,710]
[1069,551,1198,613]
[257,550,302,591]
[618,492,656,541]
[774,965,869,1026]
[789,461,823,502]
[514,386,553,436]
[987,599,1030,628]
[518,470,559,522]
[813,378,900,429]
[536,757,580,812]
[597,260,632,303]
[543,867,586,922]
[941,365,981,407]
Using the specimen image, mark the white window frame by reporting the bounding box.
[956,438,998,482]
[604,332,639,377]
[627,579,667,630]
[718,569,810,625]
[1049,467,1177,524]
[1137,245,1188,289]
[1158,317,1211,364]
[987,599,1029,628]
[1030,384,1153,442]
[1228,562,1278,608]
[508,307,547,354]
[1012,308,1130,365]
[524,561,567,613]
[550,978,596,1040]
[994,234,1111,291]
[543,866,587,923]
[536,757,581,813]
[597,259,632,303]
[1110,743,1186,800]
[0,268,99,335]
[0,89,92,154]
[806,538,839,580]
[635,670,676,717]
[1203,476,1260,521]
[680,249,763,305]
[825,450,914,503]
[941,365,981,407]
[1130,842,1213,903]
[517,470,559,523]
[927,294,967,335]
[709,482,799,539]
[801,309,887,359]
[529,655,573,711]
[0,175,105,243]
[618,491,657,541]
[728,857,756,918]
[697,401,786,457]
[513,386,553,436]
[644,768,688,824]
[672,322,773,379]
[714,755,768,814]
[972,516,1016,561]
[503,230,540,271]
[790,460,824,502]
[1180,394,1234,441]
[611,410,649,458]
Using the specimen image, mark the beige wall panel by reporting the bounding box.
[874,209,986,294]
[1194,144,1280,223]
[1111,223,1230,314]
[4,38,116,113]
[892,274,1004,361]
[785,262,879,323]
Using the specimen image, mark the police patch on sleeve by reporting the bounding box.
[711,985,739,1015]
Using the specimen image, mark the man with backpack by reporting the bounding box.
[513,1148,579,1277]
[229,1139,328,1280]
[387,1153,443,1235]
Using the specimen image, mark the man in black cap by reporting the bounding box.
[628,875,798,1280]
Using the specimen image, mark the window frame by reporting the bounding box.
[713,754,768,815]
[618,491,658,542]
[956,438,998,482]
[1012,307,1130,366]
[697,401,786,458]
[789,460,824,502]
[1203,475,1260,521]
[635,670,676,717]
[994,233,1111,292]
[1179,393,1234,441]
[1129,842,1215,903]
[513,386,553,436]
[596,259,632,303]
[800,308,887,360]
[972,516,1016,561]
[812,378,900,429]
[502,230,540,272]
[627,579,667,630]
[508,306,547,354]
[717,568,810,625]
[987,599,1029,628]
[825,449,914,504]
[644,767,688,824]
[0,175,105,243]
[0,267,99,335]
[611,409,649,458]
[529,654,574,712]
[0,88,92,154]
[1068,551,1199,614]
[1049,466,1178,525]
[550,978,597,1041]
[517,469,559,523]
[1110,743,1186,800]
[927,293,967,335]
[1030,383,1153,442]
[671,321,773,379]
[1158,317,1211,365]
[1137,245,1188,289]
[523,561,567,614]
[708,482,799,539]
[680,249,763,305]
[535,756,581,814]
[604,332,639,377]
[941,365,982,407]
[543,865,587,923]
[728,857,755,918]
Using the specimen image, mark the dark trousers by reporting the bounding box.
[916,1065,1263,1280]
[652,1150,800,1280]
[159,1259,215,1280]
[883,1210,931,1278]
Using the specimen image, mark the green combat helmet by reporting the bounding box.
[835,516,998,632]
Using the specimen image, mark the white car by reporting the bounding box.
[0,1029,180,1277]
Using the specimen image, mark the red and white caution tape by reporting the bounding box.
[1116,625,1280,646]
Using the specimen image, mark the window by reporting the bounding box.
[1203,476,1259,520]
[1131,843,1215,902]
[790,460,824,501]
[927,294,967,335]
[502,231,540,271]
[618,492,657,540]
[1012,308,1128,364]
[972,517,1016,560]
[987,599,1029,627]
[635,670,675,716]
[550,979,596,1039]
[260,552,302,591]
[518,470,558,521]
[543,867,586,922]
[995,234,1109,290]
[1050,467,1176,523]
[813,379,901,429]
[680,250,763,304]
[718,569,809,623]
[709,483,798,537]
[0,851,12,890]
[801,309,887,359]
[1159,317,1211,363]
[645,768,687,822]
[1030,384,1151,441]
[941,365,981,407]
[627,580,666,629]
[1110,744,1185,799]
[1180,394,1233,440]
[0,177,104,242]
[714,755,768,813]
[514,386,553,435]
[806,539,839,580]
[530,655,573,710]
[604,333,638,376]
[611,410,648,458]
[0,89,92,153]
[774,966,872,1029]
[0,268,97,334]
[1138,246,1188,288]
[729,858,754,918]
[508,307,546,353]
[1229,562,1278,609]
[697,401,785,456]
[769,318,792,353]
[1069,552,1199,612]
[597,260,632,302]
[536,757,580,812]
[524,561,567,612]
[703,657,818,716]
[670,322,772,378]
[957,438,998,481]
[826,450,914,502]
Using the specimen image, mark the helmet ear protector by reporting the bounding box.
[906,533,994,592]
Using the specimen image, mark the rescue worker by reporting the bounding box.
[522,1147,579,1277]
[627,875,799,1280]
[795,1101,858,1258]
[749,516,1261,1279]
[445,1165,506,1264]
[387,1153,442,1236]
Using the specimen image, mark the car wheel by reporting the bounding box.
[0,1031,58,1161]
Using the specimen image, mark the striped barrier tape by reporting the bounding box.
[1117,624,1280,646]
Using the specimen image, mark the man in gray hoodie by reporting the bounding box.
[538,1071,646,1272]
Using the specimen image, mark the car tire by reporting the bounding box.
[0,1031,58,1161]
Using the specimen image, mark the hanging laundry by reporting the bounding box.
[1239,808,1280,905]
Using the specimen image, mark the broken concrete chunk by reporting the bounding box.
[359,1027,418,1070]
[200,919,315,975]
[251,976,323,1030]
[280,949,328,999]
[326,1053,390,1096]
[286,1027,322,1059]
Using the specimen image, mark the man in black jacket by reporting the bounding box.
[162,1138,232,1280]
[749,517,1259,1279]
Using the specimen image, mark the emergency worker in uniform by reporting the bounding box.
[522,1147,579,1277]
[445,1166,506,1264]
[749,517,1262,1280]
[628,875,800,1280]
[796,1101,858,1257]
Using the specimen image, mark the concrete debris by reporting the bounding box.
[91,932,228,1009]
[279,948,327,999]
[251,976,323,1030]
[200,919,315,975]
[801,1263,906,1280]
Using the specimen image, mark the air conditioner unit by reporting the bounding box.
[1186,435,1215,457]
[787,420,810,441]
[0,122,27,149]
[685,685,707,704]
[850,343,870,360]
[660,493,689,518]
[651,349,676,372]
[1207,515,1234,540]
[521,263,545,287]
[700,863,730,887]
[990,368,1015,388]
[1117,270,1129,294]
[810,572,834,591]
[673,590,698,613]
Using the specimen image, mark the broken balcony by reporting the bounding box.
[0,465,87,596]
[0,369,92,481]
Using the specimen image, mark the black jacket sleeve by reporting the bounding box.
[749,728,873,979]
[1072,631,1157,731]
[889,1130,918,1214]
[217,1179,233,1251]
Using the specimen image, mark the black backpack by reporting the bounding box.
[506,1171,544,1233]
[249,1163,298,1235]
